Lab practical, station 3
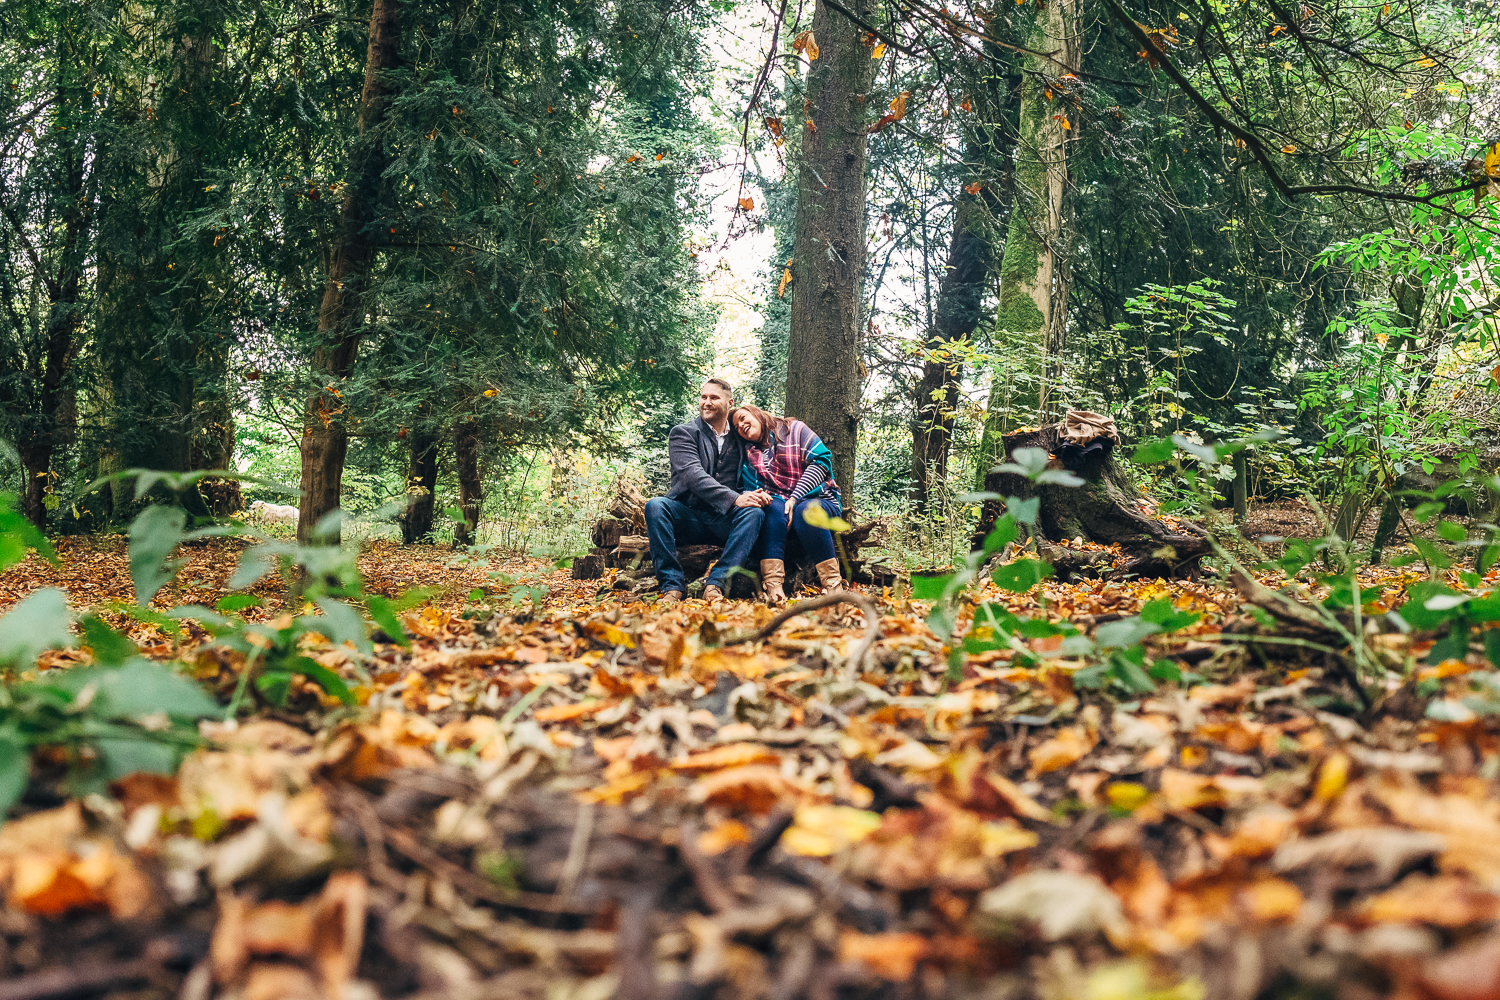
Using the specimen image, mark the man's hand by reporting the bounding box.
[734,489,772,508]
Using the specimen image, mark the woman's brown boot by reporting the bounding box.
[760,559,786,605]
[814,557,844,593]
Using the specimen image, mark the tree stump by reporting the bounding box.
[972,423,1211,581]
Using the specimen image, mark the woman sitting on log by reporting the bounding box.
[730,404,845,604]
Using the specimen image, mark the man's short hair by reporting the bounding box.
[703,377,733,397]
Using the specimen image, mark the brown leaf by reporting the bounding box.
[737,196,755,211]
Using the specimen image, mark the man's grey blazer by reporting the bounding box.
[664,417,745,516]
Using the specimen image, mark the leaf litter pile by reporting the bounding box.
[5,542,1500,1000]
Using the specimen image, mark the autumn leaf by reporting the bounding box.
[792,30,819,60]
[890,91,910,120]
[777,264,793,298]
[960,97,971,112]
[1281,144,1297,153]
[737,196,754,212]
[764,116,784,137]
[872,43,886,58]
[965,182,982,195]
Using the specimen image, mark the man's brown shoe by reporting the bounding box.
[702,584,726,603]
[659,590,684,607]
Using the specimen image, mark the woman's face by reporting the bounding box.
[734,410,762,441]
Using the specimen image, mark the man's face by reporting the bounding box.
[699,382,731,423]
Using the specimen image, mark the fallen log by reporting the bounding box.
[972,420,1211,581]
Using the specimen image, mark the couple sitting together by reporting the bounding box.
[644,377,845,606]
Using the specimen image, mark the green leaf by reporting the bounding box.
[981,516,1017,555]
[256,671,292,707]
[991,558,1053,593]
[911,572,956,600]
[129,505,188,605]
[1428,622,1469,665]
[1139,599,1200,633]
[0,588,73,669]
[79,615,138,667]
[1110,648,1158,694]
[216,594,260,613]
[1170,434,1219,464]
[96,735,178,781]
[1411,536,1454,570]
[81,659,218,720]
[1436,521,1467,543]
[315,599,370,653]
[0,493,57,572]
[1095,616,1162,649]
[992,447,1051,480]
[1035,469,1085,487]
[956,491,1001,503]
[1484,629,1500,670]
[287,657,356,705]
[1130,438,1176,465]
[1400,582,1465,630]
[1007,497,1040,525]
[364,595,410,647]
[0,728,29,822]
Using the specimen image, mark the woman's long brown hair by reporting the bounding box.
[729,404,788,448]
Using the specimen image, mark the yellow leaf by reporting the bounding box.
[1485,143,1500,178]
[780,805,882,856]
[1314,751,1349,801]
[482,389,498,397]
[1281,144,1297,153]
[890,90,910,120]
[1061,117,1071,130]
[871,43,886,58]
[792,30,819,59]
[1106,782,1152,811]
[801,505,851,532]
[737,196,755,211]
[777,265,793,298]
[805,33,819,59]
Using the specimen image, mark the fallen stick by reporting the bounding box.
[719,591,881,682]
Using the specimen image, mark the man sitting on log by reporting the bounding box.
[644,378,770,605]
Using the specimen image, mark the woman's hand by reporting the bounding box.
[786,501,795,528]
[734,489,772,508]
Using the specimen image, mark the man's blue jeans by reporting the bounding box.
[760,497,838,564]
[643,497,766,594]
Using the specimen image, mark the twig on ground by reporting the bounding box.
[678,820,736,913]
[720,591,881,681]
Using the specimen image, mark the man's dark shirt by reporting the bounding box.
[664,417,744,516]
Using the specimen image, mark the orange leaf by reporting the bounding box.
[764,116,783,137]
[890,90,910,120]
[838,931,929,980]
[964,182,982,195]
[671,743,780,773]
[871,43,886,58]
[1281,144,1297,153]
[738,196,755,211]
[959,98,971,111]
[534,699,620,723]
[1027,725,1095,775]
[777,265,793,298]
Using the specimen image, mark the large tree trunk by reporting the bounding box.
[399,427,440,544]
[297,0,403,543]
[453,419,482,547]
[976,0,1083,468]
[14,91,91,531]
[783,0,879,507]
[973,423,1210,581]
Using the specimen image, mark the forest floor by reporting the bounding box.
[0,505,1497,1000]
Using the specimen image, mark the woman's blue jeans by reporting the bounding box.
[760,497,838,564]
